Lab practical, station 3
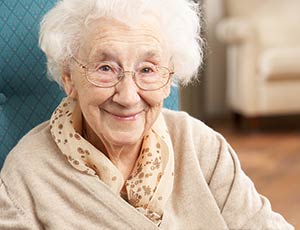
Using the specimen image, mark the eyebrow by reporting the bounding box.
[88,48,162,64]
[139,50,162,62]
[89,51,117,62]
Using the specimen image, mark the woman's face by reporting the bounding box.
[63,18,172,148]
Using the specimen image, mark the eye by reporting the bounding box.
[138,64,158,75]
[140,67,154,73]
[98,65,112,72]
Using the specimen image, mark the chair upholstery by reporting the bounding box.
[0,0,179,168]
[216,0,300,117]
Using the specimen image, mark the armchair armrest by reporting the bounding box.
[216,18,255,44]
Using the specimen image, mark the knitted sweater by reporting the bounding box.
[0,109,293,230]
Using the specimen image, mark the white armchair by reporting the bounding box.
[216,0,300,118]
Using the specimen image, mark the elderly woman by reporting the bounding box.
[0,0,293,229]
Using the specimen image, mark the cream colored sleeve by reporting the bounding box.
[0,178,36,230]
[207,134,294,230]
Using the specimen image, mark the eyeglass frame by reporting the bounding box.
[71,57,174,91]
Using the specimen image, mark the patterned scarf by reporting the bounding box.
[50,97,174,225]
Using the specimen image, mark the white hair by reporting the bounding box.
[39,0,203,86]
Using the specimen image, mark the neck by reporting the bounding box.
[105,141,142,181]
[83,119,143,181]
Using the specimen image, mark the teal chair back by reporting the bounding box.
[0,0,178,168]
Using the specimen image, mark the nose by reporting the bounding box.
[112,72,141,107]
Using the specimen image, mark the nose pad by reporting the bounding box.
[112,73,141,107]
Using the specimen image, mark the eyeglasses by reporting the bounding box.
[72,57,174,91]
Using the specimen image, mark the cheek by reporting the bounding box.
[162,82,171,98]
[140,91,164,109]
[140,86,171,107]
[141,90,167,129]
[76,87,114,114]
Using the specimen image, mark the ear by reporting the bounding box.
[62,71,78,99]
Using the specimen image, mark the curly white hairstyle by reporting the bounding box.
[39,0,203,86]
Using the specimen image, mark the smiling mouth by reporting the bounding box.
[103,109,143,121]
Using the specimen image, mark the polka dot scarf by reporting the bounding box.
[50,97,174,225]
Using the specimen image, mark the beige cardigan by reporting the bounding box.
[0,109,293,230]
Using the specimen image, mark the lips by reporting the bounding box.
[114,113,140,121]
[102,109,144,121]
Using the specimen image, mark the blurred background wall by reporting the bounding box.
[187,1,300,228]
[180,0,228,120]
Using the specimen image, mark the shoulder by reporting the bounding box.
[162,108,216,136]
[162,109,228,182]
[162,108,224,147]
[0,121,72,227]
[0,121,72,212]
[2,121,54,166]
[0,121,63,185]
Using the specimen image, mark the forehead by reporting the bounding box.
[78,18,168,61]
